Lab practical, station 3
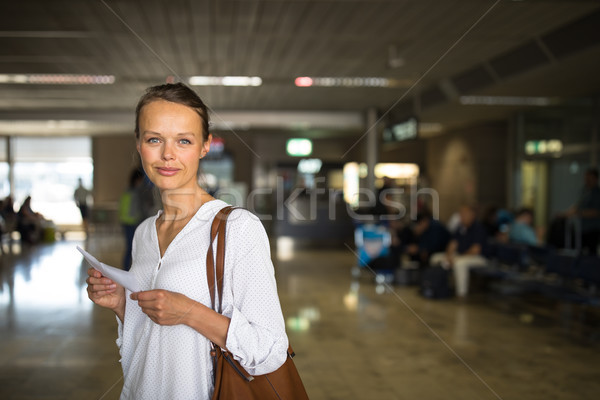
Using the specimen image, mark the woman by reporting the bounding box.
[86,83,289,399]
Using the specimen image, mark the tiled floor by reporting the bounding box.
[1,235,599,400]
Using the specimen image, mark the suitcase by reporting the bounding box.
[395,264,420,286]
[420,266,451,299]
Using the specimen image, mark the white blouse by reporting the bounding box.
[116,199,289,399]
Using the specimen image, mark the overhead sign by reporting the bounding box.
[383,117,418,142]
[287,138,312,157]
[525,140,563,155]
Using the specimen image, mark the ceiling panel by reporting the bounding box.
[0,0,597,133]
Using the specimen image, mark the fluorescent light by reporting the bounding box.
[295,76,391,88]
[297,158,322,174]
[0,74,114,85]
[0,120,90,134]
[188,76,262,87]
[295,77,313,87]
[222,76,262,86]
[374,163,420,179]
[459,96,554,106]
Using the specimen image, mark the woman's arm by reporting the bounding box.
[219,215,288,375]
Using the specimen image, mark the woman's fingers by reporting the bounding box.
[86,269,118,300]
[87,267,101,278]
[89,288,117,298]
[86,268,116,288]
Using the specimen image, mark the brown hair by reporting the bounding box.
[134,83,210,141]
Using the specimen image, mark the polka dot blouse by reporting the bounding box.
[116,200,288,399]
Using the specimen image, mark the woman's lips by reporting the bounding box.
[157,167,180,177]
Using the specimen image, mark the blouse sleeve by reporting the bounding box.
[222,212,289,376]
[116,315,124,354]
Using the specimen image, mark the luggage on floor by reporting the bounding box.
[395,264,420,286]
[420,266,451,299]
[352,223,393,282]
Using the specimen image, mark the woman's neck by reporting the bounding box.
[160,186,211,222]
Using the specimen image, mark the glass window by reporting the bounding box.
[13,137,93,226]
[0,138,8,198]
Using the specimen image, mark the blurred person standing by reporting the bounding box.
[119,169,144,271]
[566,167,600,254]
[74,178,92,236]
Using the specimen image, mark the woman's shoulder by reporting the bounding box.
[206,204,267,243]
[226,207,264,232]
[135,214,158,234]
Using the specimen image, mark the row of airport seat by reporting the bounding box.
[474,242,600,306]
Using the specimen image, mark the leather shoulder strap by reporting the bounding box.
[206,206,237,313]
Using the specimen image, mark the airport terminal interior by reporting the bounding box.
[1,1,600,399]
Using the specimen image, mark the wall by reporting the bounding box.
[379,139,427,166]
[212,131,255,190]
[92,135,139,204]
[425,122,508,221]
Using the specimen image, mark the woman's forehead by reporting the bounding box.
[140,100,203,132]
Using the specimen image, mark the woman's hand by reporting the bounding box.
[132,289,232,348]
[130,289,196,326]
[86,268,126,321]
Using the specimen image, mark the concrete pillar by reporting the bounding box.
[511,112,525,209]
[7,136,14,196]
[365,107,379,193]
[591,97,599,166]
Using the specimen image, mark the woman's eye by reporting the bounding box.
[147,137,160,143]
[179,139,192,145]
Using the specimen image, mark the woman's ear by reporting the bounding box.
[201,134,212,158]
[135,135,141,154]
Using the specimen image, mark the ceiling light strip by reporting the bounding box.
[188,76,262,87]
[294,76,413,88]
[459,95,555,106]
[0,74,115,85]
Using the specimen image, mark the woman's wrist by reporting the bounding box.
[183,300,231,348]
[181,298,207,328]
[112,300,126,323]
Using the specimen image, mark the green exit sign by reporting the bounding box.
[286,138,312,156]
[525,140,563,155]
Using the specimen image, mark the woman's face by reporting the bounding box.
[137,100,210,192]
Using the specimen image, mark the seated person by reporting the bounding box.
[430,205,488,297]
[17,196,43,244]
[405,212,451,267]
[388,218,413,270]
[0,196,17,234]
[509,208,539,246]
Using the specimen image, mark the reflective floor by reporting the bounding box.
[1,235,599,400]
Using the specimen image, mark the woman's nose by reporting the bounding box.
[161,142,175,160]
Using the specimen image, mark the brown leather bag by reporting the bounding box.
[206,206,309,400]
